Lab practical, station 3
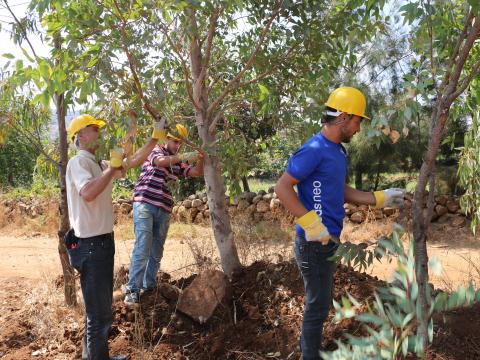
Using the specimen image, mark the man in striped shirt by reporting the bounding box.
[124,124,204,304]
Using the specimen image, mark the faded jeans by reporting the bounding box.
[294,234,338,360]
[126,202,170,294]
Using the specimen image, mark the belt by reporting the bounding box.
[78,232,114,242]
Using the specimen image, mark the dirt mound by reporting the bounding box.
[2,260,480,359]
[106,261,384,359]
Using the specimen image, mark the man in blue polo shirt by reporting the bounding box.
[275,87,404,360]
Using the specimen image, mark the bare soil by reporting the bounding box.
[1,218,480,359]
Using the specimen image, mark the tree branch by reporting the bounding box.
[208,100,245,135]
[159,22,199,110]
[440,10,474,94]
[3,0,39,59]
[449,59,480,102]
[444,14,480,106]
[207,3,282,117]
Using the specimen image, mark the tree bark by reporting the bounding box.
[354,168,363,190]
[188,9,241,276]
[54,35,77,306]
[241,176,250,192]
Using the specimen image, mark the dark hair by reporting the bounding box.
[321,106,339,124]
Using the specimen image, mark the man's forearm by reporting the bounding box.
[154,155,181,167]
[275,177,308,218]
[80,168,115,202]
[123,138,158,170]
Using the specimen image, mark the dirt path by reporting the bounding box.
[0,228,206,281]
[1,220,479,290]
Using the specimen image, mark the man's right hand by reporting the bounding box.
[296,210,331,244]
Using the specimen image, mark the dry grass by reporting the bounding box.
[341,216,397,245]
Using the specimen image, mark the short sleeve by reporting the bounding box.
[149,147,166,167]
[286,143,322,181]
[69,157,94,192]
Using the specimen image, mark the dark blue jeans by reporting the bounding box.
[69,233,115,360]
[294,235,338,360]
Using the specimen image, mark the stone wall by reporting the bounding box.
[0,191,467,229]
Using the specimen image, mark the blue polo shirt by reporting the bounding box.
[286,132,348,238]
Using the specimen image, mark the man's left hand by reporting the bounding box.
[374,188,405,208]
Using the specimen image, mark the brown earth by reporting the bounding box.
[2,261,480,359]
[1,217,480,359]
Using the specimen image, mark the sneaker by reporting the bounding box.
[124,291,139,305]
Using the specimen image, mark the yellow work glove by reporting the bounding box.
[373,188,405,208]
[152,118,167,142]
[109,148,124,169]
[296,210,331,244]
[178,151,199,163]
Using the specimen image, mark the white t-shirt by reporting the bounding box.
[66,150,114,238]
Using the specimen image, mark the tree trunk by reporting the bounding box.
[241,175,250,192]
[412,107,448,350]
[354,168,362,190]
[188,12,242,276]
[54,35,76,306]
[374,158,382,191]
[196,111,241,275]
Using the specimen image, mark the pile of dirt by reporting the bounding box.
[2,260,480,359]
[95,261,384,359]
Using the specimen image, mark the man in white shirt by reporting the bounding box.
[66,114,166,360]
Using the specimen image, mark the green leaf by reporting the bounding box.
[2,53,15,59]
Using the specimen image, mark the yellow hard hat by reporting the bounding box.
[67,114,106,142]
[325,87,370,120]
[167,124,188,141]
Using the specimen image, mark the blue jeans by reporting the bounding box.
[68,232,115,360]
[126,202,171,294]
[294,235,338,360]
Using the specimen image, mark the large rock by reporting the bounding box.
[183,200,192,209]
[177,206,187,220]
[262,193,274,201]
[446,200,460,213]
[252,195,263,204]
[192,199,203,208]
[344,203,358,215]
[435,195,448,206]
[237,199,250,211]
[188,194,197,200]
[256,200,270,213]
[435,205,448,217]
[270,198,281,211]
[159,283,182,302]
[350,211,365,223]
[258,190,267,196]
[177,270,230,324]
[239,192,256,203]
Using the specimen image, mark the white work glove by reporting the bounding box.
[296,210,331,244]
[373,188,405,208]
[152,117,167,142]
[178,151,199,163]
